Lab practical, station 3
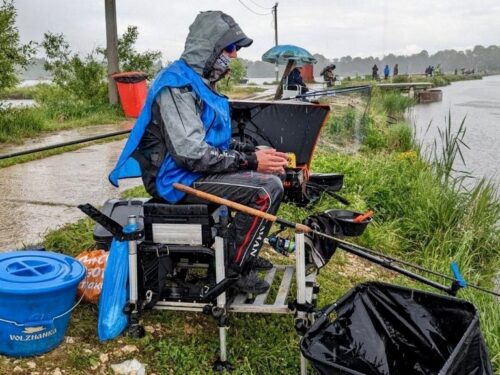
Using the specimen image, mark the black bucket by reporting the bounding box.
[325,209,371,236]
[300,282,493,375]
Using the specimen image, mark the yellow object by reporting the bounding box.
[287,152,296,168]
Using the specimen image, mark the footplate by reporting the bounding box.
[153,266,317,314]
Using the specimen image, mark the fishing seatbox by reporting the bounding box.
[93,198,214,249]
[93,198,148,249]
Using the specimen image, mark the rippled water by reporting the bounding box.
[408,75,500,187]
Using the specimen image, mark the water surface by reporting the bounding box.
[408,75,500,187]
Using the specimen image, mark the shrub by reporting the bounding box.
[362,121,387,150]
[0,106,44,143]
[392,75,412,83]
[42,32,108,106]
[431,75,450,87]
[381,91,416,116]
[387,122,415,152]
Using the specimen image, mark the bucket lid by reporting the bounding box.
[0,250,86,295]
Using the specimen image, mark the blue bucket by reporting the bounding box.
[0,250,86,357]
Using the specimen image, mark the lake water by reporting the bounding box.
[408,75,500,188]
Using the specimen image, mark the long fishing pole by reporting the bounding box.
[173,183,500,297]
[282,85,372,101]
[0,129,131,160]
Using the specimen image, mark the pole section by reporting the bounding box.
[105,0,119,105]
[273,3,279,83]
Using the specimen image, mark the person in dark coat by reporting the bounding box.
[393,64,399,76]
[287,62,309,94]
[322,64,336,87]
[372,64,379,80]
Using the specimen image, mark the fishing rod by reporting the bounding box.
[282,85,372,101]
[0,129,131,160]
[173,183,500,298]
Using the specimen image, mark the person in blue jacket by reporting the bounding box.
[384,64,390,80]
[109,11,289,294]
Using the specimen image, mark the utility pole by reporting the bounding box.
[105,0,119,105]
[273,2,279,83]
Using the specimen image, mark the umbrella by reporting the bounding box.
[262,44,317,65]
[262,44,317,100]
[320,64,336,75]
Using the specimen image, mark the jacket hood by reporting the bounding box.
[180,11,252,78]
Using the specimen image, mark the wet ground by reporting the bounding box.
[0,124,141,252]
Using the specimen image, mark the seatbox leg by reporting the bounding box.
[125,215,145,338]
[213,236,233,372]
[295,232,308,375]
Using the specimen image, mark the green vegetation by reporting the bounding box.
[0,106,44,143]
[0,0,35,91]
[99,25,162,78]
[2,89,497,374]
[0,85,37,99]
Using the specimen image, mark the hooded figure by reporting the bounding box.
[109,11,289,294]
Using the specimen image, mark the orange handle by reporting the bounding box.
[353,210,374,223]
[173,183,312,233]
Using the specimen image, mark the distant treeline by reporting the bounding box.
[19,45,500,80]
[243,45,500,78]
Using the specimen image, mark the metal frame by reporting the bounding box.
[150,232,316,374]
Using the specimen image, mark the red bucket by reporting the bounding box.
[112,71,148,118]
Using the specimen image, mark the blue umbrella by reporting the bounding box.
[262,44,317,65]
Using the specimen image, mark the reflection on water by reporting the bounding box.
[408,75,500,187]
[0,139,141,251]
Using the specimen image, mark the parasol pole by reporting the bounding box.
[274,59,295,100]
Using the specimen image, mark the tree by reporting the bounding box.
[99,25,162,78]
[42,32,107,104]
[229,58,247,84]
[0,0,35,91]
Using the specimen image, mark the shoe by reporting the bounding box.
[253,256,273,271]
[235,270,270,294]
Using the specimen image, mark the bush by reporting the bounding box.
[431,75,451,87]
[362,121,387,150]
[387,122,415,152]
[42,32,108,106]
[382,91,416,116]
[0,106,44,143]
[34,84,115,122]
[392,75,412,83]
[327,108,357,135]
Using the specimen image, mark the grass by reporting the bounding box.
[0,89,498,373]
[0,85,38,100]
[0,106,45,143]
[0,134,129,169]
[219,86,265,99]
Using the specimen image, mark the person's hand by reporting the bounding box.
[255,148,289,174]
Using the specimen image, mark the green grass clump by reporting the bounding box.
[0,106,45,143]
[381,91,416,116]
[0,85,38,99]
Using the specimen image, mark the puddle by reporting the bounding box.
[0,139,141,251]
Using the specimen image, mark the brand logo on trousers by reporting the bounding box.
[250,225,266,258]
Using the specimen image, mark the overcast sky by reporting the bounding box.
[13,0,500,62]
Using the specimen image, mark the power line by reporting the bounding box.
[238,0,272,16]
[247,0,273,10]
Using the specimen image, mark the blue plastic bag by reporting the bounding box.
[98,238,129,341]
